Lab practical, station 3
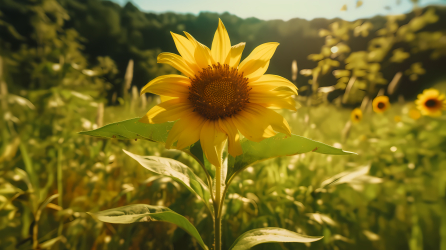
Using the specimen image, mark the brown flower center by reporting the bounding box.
[425,99,438,108]
[377,102,386,109]
[355,114,360,119]
[188,63,251,120]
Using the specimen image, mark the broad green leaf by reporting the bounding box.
[229,227,323,250]
[123,150,213,215]
[227,133,355,183]
[88,204,208,250]
[79,118,173,143]
[79,120,214,178]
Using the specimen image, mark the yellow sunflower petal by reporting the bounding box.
[250,85,297,110]
[165,120,183,149]
[421,89,440,98]
[160,95,177,102]
[170,32,200,71]
[250,84,296,97]
[165,113,206,149]
[250,74,298,95]
[139,98,193,124]
[245,104,292,136]
[244,61,270,82]
[200,120,227,168]
[422,109,442,117]
[224,42,246,68]
[140,75,190,98]
[238,42,279,80]
[250,84,296,96]
[249,94,297,111]
[211,19,231,64]
[232,109,276,142]
[157,53,196,78]
[206,45,217,65]
[176,113,207,150]
[219,118,243,156]
[184,32,212,70]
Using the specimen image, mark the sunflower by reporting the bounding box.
[139,19,297,168]
[372,96,390,113]
[415,88,446,117]
[351,108,362,123]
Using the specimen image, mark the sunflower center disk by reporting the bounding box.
[425,99,438,108]
[377,102,385,109]
[188,64,251,120]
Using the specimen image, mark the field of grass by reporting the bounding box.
[2,79,446,249]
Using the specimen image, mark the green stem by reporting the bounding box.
[214,166,222,250]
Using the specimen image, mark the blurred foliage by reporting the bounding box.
[306,7,446,106]
[1,0,446,250]
[1,0,446,102]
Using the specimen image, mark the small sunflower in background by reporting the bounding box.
[415,88,446,117]
[351,108,362,123]
[372,96,390,113]
[394,116,402,122]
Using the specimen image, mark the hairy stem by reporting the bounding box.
[214,165,222,250]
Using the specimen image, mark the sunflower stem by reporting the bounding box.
[214,165,222,250]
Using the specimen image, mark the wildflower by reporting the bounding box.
[139,19,297,167]
[372,96,390,113]
[351,108,362,123]
[394,116,401,122]
[408,108,421,120]
[415,88,445,117]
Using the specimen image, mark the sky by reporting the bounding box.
[110,0,446,21]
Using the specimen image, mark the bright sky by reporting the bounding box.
[110,0,445,21]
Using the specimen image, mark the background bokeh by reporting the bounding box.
[1,0,446,249]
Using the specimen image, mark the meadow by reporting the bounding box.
[1,0,446,250]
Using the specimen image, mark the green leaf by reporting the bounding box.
[36,194,59,221]
[227,133,355,183]
[19,143,41,210]
[79,118,173,143]
[229,227,323,250]
[320,165,382,189]
[79,120,215,180]
[39,236,65,249]
[123,150,213,215]
[88,204,208,250]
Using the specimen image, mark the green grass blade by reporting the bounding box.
[229,227,323,250]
